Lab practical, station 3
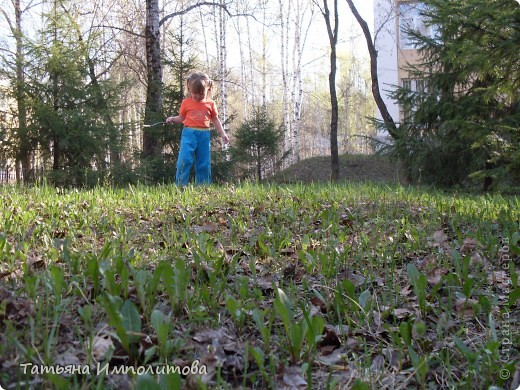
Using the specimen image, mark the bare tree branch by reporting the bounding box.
[161,1,228,25]
[92,25,145,38]
[160,1,257,27]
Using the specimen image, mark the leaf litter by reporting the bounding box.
[0,184,517,389]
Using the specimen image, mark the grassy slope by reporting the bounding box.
[271,154,407,185]
[0,182,518,389]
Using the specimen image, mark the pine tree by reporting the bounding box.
[231,107,285,182]
[390,0,520,189]
[25,0,121,186]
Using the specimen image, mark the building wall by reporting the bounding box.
[374,0,425,129]
[373,0,400,142]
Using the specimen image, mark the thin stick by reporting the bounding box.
[143,122,166,128]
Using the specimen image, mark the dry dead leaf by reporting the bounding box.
[433,230,448,244]
[192,328,227,344]
[193,222,219,234]
[310,296,327,313]
[27,254,46,270]
[318,325,342,354]
[280,246,297,257]
[399,284,413,297]
[91,335,114,362]
[254,275,275,292]
[282,365,307,388]
[455,297,478,317]
[316,348,343,366]
[392,308,414,319]
[337,270,365,287]
[427,267,446,285]
[416,254,438,271]
[370,354,385,373]
[334,324,350,336]
[487,270,511,291]
[470,252,489,268]
[460,238,482,255]
[382,348,402,371]
[54,348,83,373]
[345,337,359,349]
[0,288,32,323]
[0,269,13,279]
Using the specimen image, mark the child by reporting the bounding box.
[166,72,229,186]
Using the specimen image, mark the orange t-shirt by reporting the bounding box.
[180,98,218,129]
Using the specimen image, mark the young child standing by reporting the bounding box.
[166,72,229,186]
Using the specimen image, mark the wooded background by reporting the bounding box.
[0,0,376,185]
[2,0,518,190]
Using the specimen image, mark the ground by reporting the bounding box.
[271,154,407,185]
[0,156,518,389]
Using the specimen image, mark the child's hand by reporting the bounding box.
[165,116,175,124]
[222,133,230,145]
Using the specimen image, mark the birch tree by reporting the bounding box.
[215,0,229,136]
[290,0,313,164]
[143,0,162,160]
[278,0,290,159]
[277,0,313,165]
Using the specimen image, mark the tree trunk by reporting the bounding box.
[246,14,256,108]
[235,16,248,119]
[218,0,228,138]
[345,0,397,138]
[256,145,262,182]
[143,0,163,158]
[51,0,60,172]
[291,0,312,165]
[14,0,30,183]
[278,0,291,165]
[322,0,339,181]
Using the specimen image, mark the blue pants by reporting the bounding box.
[176,128,211,186]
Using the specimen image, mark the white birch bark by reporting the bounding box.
[290,0,313,164]
[199,6,211,70]
[278,0,291,165]
[234,14,248,119]
[245,12,256,108]
[260,0,268,107]
[218,0,228,140]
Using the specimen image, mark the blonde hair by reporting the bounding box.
[186,72,213,98]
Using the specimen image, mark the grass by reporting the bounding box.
[0,181,518,389]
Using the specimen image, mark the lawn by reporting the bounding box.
[0,182,518,389]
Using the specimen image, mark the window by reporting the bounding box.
[398,2,437,49]
[402,79,412,91]
[402,79,428,94]
[401,78,429,122]
[415,79,428,94]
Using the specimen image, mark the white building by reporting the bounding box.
[373,0,437,139]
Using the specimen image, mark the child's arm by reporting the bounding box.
[211,117,229,145]
[166,115,184,125]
